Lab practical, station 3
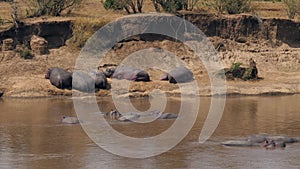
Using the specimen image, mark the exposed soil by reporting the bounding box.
[0,13,299,98]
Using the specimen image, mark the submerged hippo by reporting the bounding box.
[89,69,108,89]
[150,110,178,119]
[118,113,141,122]
[161,66,194,83]
[221,134,300,147]
[111,66,150,82]
[106,110,178,122]
[45,67,72,89]
[72,70,95,92]
[62,116,80,124]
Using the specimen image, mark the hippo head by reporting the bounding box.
[45,68,53,79]
[103,68,115,78]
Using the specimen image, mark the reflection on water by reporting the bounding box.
[0,95,300,169]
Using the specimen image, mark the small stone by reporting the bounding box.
[2,38,15,51]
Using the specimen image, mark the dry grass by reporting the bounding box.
[252,1,288,18]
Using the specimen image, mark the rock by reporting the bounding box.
[1,51,16,61]
[235,37,248,43]
[0,91,3,97]
[2,38,15,51]
[30,35,49,55]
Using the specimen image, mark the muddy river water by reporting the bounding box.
[0,95,300,169]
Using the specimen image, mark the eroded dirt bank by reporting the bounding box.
[0,14,299,98]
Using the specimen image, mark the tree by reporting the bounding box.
[182,0,200,11]
[283,0,300,19]
[211,0,252,14]
[151,0,183,13]
[103,0,145,14]
[28,0,82,17]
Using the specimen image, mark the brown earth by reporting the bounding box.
[0,12,299,98]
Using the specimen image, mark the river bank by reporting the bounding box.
[0,14,299,98]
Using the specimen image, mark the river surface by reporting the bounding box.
[0,95,300,169]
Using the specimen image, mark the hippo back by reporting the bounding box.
[168,66,194,83]
[89,70,108,89]
[72,71,95,92]
[62,116,79,124]
[112,66,150,82]
[46,67,72,89]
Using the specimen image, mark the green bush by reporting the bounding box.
[226,0,252,14]
[104,0,124,10]
[212,0,253,14]
[151,0,183,13]
[19,49,34,59]
[230,62,242,71]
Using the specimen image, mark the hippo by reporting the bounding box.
[45,67,72,89]
[103,68,115,78]
[89,69,108,89]
[150,110,178,119]
[161,66,194,83]
[105,110,178,122]
[72,70,95,92]
[221,134,300,147]
[62,116,80,124]
[0,91,3,97]
[111,66,150,82]
[117,113,141,122]
[158,113,178,119]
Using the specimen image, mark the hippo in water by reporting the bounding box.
[117,113,141,122]
[105,110,178,122]
[62,116,80,124]
[221,134,300,147]
[161,66,194,83]
[72,70,95,92]
[89,69,108,89]
[45,67,72,89]
[110,66,150,82]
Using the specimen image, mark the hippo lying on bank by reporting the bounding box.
[89,69,108,89]
[104,110,178,122]
[45,67,72,89]
[109,66,150,82]
[72,70,96,92]
[62,116,80,124]
[161,66,194,83]
[221,134,300,147]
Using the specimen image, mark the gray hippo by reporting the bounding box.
[161,66,194,83]
[45,67,72,89]
[72,70,95,92]
[103,68,115,78]
[62,116,80,124]
[150,110,178,119]
[105,110,178,122]
[111,66,150,82]
[221,134,300,147]
[89,69,108,89]
[118,113,141,122]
